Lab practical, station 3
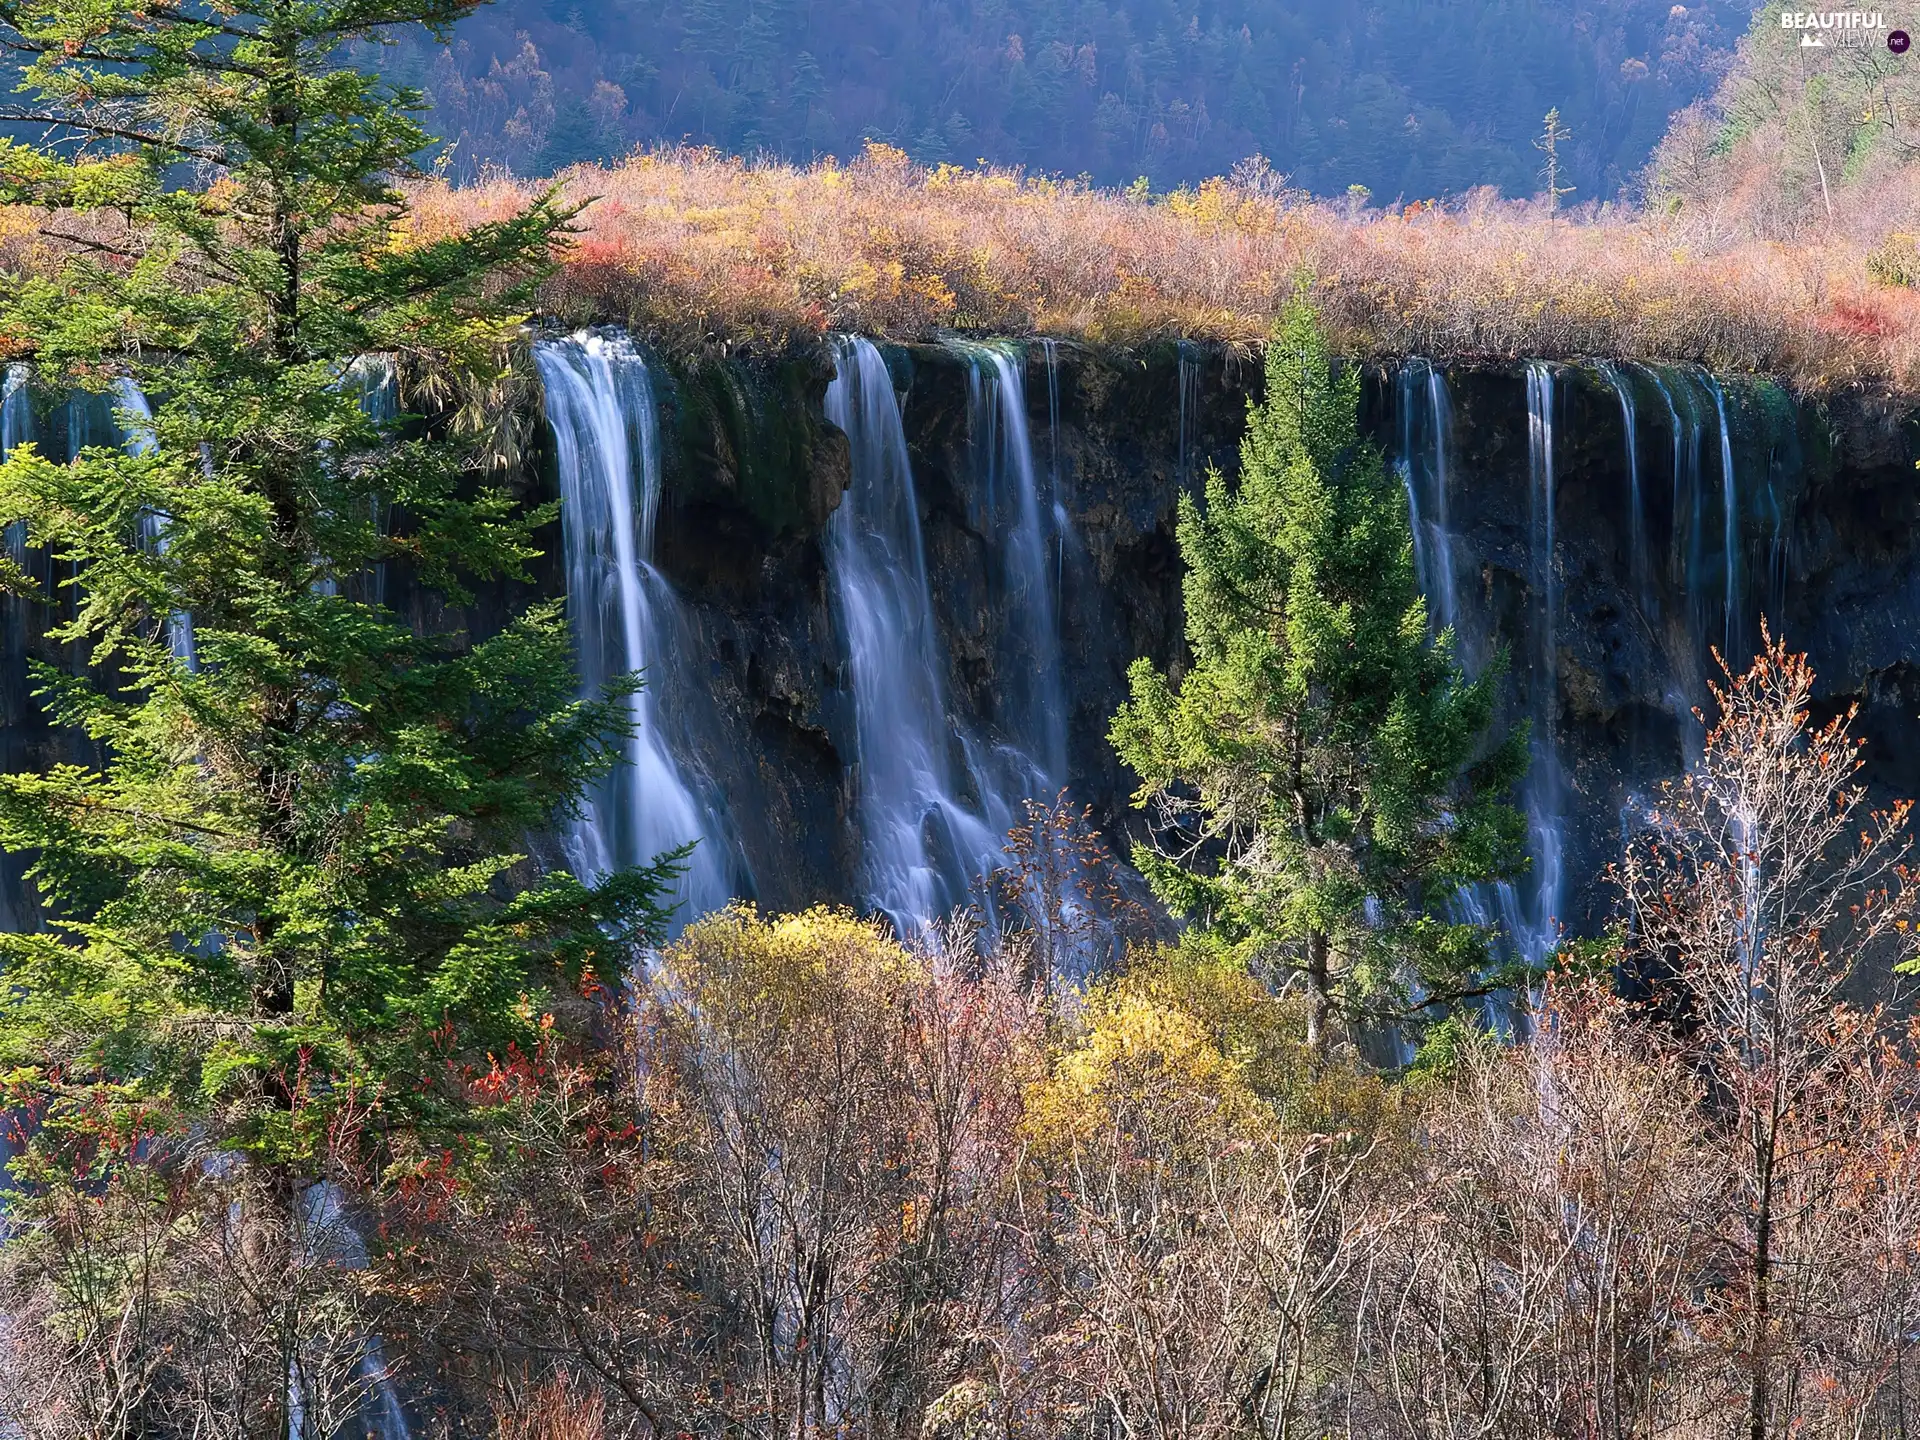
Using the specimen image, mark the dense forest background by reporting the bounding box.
[340,0,1754,200]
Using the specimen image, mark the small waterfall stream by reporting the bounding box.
[535,332,741,928]
[1598,362,1656,622]
[112,380,198,669]
[1520,363,1567,964]
[821,338,1082,937]
[1398,363,1570,986]
[1176,340,1202,486]
[823,337,999,931]
[1397,360,1459,638]
[1707,374,1741,661]
[963,345,1070,794]
[1397,358,1794,990]
[346,356,399,608]
[2,365,28,563]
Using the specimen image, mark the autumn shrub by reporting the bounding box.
[495,1375,606,1440]
[1360,979,1724,1440]
[380,905,1043,1438]
[381,144,1920,390]
[639,904,1040,1438]
[1011,939,1404,1440]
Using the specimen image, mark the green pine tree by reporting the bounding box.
[0,0,671,1422]
[1110,296,1531,1055]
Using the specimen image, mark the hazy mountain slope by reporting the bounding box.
[366,0,1754,200]
[1652,1,1920,244]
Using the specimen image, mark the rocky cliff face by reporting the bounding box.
[6,343,1914,949]
[592,340,1920,942]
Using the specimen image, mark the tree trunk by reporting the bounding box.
[1305,930,1331,1058]
[1748,1122,1775,1440]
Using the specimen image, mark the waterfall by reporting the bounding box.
[822,338,1083,940]
[1643,366,1721,675]
[535,332,740,929]
[349,355,398,427]
[1424,369,1458,637]
[1706,374,1741,662]
[823,337,999,932]
[1520,362,1566,965]
[1396,360,1459,638]
[2,365,29,563]
[1396,364,1430,600]
[961,345,1069,792]
[1395,361,1564,1000]
[1598,362,1656,621]
[342,356,398,607]
[1176,340,1202,485]
[109,380,198,669]
[1042,340,1069,616]
[0,365,26,445]
[285,1182,413,1440]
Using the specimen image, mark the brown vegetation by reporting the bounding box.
[10,637,1920,1439]
[391,143,1920,391]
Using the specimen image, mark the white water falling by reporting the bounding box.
[1395,362,1560,1006]
[962,345,1069,792]
[1650,367,1721,666]
[343,356,399,606]
[1707,374,1740,662]
[535,333,739,929]
[1520,362,1566,966]
[1396,363,1430,599]
[285,1182,412,1440]
[1042,339,1069,617]
[112,380,198,669]
[1176,340,1202,485]
[1597,362,1656,622]
[823,337,999,932]
[0,366,26,444]
[1424,369,1459,637]
[1,366,28,564]
[1396,360,1460,638]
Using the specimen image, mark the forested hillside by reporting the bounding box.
[1654,0,1920,241]
[353,0,1752,199]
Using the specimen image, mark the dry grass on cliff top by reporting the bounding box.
[5,141,1917,390]
[396,143,1920,393]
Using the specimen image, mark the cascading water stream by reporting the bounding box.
[823,338,1084,942]
[1176,340,1202,486]
[2,365,29,563]
[344,355,399,607]
[822,337,999,933]
[285,1182,413,1440]
[1520,362,1567,966]
[110,380,198,669]
[1397,363,1430,598]
[962,344,1070,795]
[1645,367,1720,673]
[535,332,740,929]
[1396,360,1460,638]
[1398,362,1566,995]
[1706,374,1741,662]
[1597,362,1656,622]
[1042,339,1069,614]
[1424,368,1459,637]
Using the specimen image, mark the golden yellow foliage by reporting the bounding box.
[655,902,916,1034]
